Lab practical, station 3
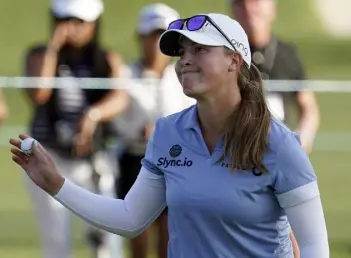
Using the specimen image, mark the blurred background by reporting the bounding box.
[0,0,351,257]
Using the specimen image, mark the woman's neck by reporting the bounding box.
[197,88,241,136]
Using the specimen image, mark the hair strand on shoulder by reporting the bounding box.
[218,63,271,173]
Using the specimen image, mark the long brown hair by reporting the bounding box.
[218,63,271,172]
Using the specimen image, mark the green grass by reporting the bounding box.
[0,0,351,257]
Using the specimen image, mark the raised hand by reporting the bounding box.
[10,134,65,196]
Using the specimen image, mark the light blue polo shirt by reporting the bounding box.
[142,104,318,258]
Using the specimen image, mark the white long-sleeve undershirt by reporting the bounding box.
[55,168,166,238]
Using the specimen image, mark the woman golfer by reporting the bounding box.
[11,13,329,258]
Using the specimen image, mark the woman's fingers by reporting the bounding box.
[10,135,43,160]
[12,155,27,168]
[9,138,21,149]
[10,138,29,169]
[10,135,35,149]
[19,134,31,140]
[11,148,29,164]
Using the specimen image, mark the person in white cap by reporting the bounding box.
[12,13,329,258]
[22,0,126,258]
[115,3,194,258]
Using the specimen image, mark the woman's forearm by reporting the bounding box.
[86,52,129,122]
[54,168,166,238]
[285,197,329,257]
[27,48,58,105]
[87,89,129,122]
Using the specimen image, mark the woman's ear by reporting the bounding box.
[228,52,243,72]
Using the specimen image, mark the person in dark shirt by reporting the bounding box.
[230,0,320,154]
[23,0,127,257]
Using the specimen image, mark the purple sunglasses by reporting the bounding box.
[168,15,237,52]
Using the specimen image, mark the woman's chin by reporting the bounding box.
[182,87,200,99]
[182,84,193,93]
[181,81,206,98]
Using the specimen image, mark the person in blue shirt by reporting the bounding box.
[10,13,329,258]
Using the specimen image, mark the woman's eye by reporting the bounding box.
[195,46,206,53]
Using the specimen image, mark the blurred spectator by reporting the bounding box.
[230,0,320,154]
[114,3,195,258]
[0,90,8,125]
[23,0,127,257]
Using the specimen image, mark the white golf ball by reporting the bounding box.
[20,138,38,155]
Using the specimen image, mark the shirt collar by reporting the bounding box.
[183,104,225,151]
[183,104,201,133]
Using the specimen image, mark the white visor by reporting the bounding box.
[159,13,251,67]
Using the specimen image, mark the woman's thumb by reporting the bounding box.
[35,141,55,165]
[31,140,44,159]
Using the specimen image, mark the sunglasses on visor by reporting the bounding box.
[167,15,237,52]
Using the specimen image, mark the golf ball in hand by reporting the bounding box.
[20,138,38,155]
